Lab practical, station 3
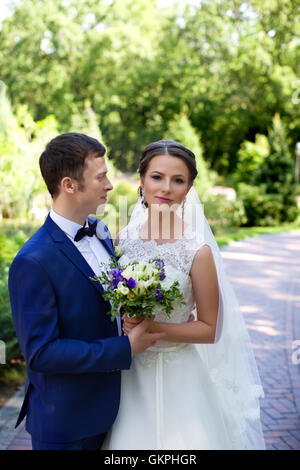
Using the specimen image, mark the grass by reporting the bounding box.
[215,223,300,247]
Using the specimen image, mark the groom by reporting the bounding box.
[8,132,164,450]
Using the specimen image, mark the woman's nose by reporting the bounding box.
[161,179,171,192]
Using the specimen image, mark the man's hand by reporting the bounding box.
[127,319,166,356]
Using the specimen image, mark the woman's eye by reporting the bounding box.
[151,175,161,180]
[176,179,184,184]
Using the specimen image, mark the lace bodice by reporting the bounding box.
[118,223,202,325]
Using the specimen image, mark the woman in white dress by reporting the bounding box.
[102,140,265,450]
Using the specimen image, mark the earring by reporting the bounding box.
[141,188,147,208]
[182,195,186,221]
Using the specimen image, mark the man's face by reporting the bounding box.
[74,153,113,215]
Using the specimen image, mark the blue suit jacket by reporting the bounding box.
[8,214,132,443]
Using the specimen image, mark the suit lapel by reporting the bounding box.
[44,214,105,296]
[91,216,116,261]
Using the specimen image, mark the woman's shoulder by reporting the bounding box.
[189,243,216,279]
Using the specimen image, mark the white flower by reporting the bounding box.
[122,265,134,280]
[118,254,130,266]
[143,278,155,288]
[114,246,123,259]
[144,265,155,276]
[116,283,129,295]
[134,260,149,272]
[133,280,147,294]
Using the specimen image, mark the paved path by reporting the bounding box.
[0,230,299,450]
[221,230,300,450]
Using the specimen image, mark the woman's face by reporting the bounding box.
[141,154,191,209]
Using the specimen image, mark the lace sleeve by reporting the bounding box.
[181,238,208,275]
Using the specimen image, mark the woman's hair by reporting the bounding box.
[138,140,198,202]
[39,132,106,198]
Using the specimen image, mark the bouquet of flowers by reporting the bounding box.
[91,255,185,321]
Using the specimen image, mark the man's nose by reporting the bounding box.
[105,178,113,191]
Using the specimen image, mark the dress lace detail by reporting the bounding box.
[118,224,202,326]
[101,209,265,450]
[118,223,202,276]
[118,223,204,353]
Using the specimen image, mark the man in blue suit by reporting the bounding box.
[8,133,164,450]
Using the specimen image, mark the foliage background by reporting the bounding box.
[0,0,299,366]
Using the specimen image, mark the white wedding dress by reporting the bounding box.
[102,221,265,450]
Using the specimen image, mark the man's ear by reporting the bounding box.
[61,177,77,194]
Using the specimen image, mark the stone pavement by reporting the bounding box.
[0,230,299,450]
[221,230,300,450]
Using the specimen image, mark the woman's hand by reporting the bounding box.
[122,315,147,335]
[122,313,195,335]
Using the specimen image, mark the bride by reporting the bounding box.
[102,140,265,450]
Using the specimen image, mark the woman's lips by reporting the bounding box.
[155,196,172,203]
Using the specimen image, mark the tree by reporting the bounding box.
[163,113,214,197]
[0,0,299,174]
[0,83,57,218]
[253,114,298,223]
[233,134,269,186]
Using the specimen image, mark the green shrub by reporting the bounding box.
[233,134,269,187]
[0,263,21,363]
[100,179,139,238]
[253,114,298,224]
[201,193,248,235]
[0,222,38,364]
[237,183,292,226]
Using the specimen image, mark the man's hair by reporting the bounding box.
[39,132,106,197]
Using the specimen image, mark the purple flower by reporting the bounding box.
[155,261,164,269]
[127,277,137,289]
[111,278,120,289]
[155,287,164,301]
[159,272,166,281]
[109,268,124,283]
[110,268,123,277]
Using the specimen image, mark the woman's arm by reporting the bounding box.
[144,245,219,344]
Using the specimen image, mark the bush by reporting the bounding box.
[201,193,248,235]
[100,179,139,238]
[0,263,21,363]
[236,183,296,226]
[0,222,38,363]
[233,134,269,187]
[253,114,298,224]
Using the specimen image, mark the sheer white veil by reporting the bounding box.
[125,186,266,450]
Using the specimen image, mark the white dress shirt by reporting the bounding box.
[50,208,121,336]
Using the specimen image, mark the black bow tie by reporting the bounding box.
[74,220,97,242]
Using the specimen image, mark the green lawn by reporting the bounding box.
[216,223,300,247]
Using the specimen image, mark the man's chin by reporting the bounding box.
[95,203,106,216]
